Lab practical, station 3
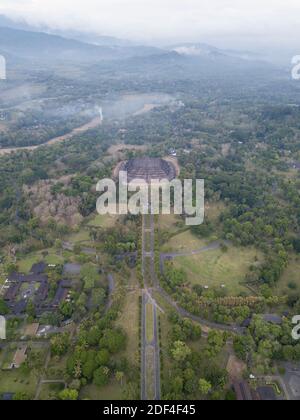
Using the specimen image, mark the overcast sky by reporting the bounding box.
[0,0,300,51]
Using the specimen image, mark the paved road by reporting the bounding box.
[140,216,244,402]
[155,285,244,334]
[149,227,244,334]
[141,290,161,400]
[141,292,147,400]
[280,362,300,400]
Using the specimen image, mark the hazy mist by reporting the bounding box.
[0,0,299,55]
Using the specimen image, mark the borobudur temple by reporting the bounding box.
[118,157,177,183]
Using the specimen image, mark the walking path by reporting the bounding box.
[159,241,229,273]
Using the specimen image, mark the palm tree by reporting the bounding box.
[115,371,124,386]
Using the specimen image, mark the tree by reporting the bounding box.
[5,262,18,275]
[172,376,184,395]
[13,392,30,400]
[115,371,125,386]
[171,341,191,363]
[81,264,99,290]
[97,349,110,366]
[26,301,36,318]
[199,378,212,396]
[59,301,73,318]
[0,298,9,315]
[207,331,225,356]
[86,326,102,346]
[59,389,78,400]
[54,239,62,250]
[99,329,126,354]
[82,350,98,380]
[93,367,110,388]
[51,333,70,356]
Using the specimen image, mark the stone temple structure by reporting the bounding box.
[118,157,177,183]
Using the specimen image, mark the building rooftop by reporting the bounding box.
[118,157,177,183]
[257,386,277,401]
[233,381,253,401]
[263,314,283,325]
[12,345,28,368]
[30,262,47,275]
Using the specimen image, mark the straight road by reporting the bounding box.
[140,216,244,400]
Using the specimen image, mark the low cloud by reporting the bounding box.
[0,0,299,50]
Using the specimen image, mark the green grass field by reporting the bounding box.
[145,346,155,400]
[46,355,68,380]
[274,255,300,295]
[115,277,140,367]
[87,214,117,228]
[158,214,184,235]
[17,250,64,274]
[0,369,38,397]
[173,246,262,295]
[146,303,154,343]
[80,381,123,400]
[67,229,90,244]
[144,231,152,254]
[161,230,211,253]
[38,382,65,400]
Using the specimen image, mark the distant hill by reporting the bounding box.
[0,26,162,63]
[0,14,135,47]
[0,25,279,82]
[167,42,265,63]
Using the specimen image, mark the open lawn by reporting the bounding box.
[145,346,155,400]
[46,355,68,380]
[0,369,38,398]
[158,214,184,235]
[144,230,152,253]
[146,303,154,343]
[173,246,262,295]
[80,381,123,400]
[274,255,300,295]
[38,382,65,400]
[67,229,90,244]
[159,202,225,252]
[17,250,64,274]
[161,230,211,253]
[87,214,117,229]
[115,283,140,367]
[18,255,41,274]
